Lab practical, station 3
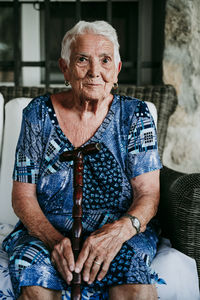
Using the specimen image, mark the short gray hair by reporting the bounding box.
[61,20,121,68]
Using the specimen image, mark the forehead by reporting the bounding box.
[71,33,114,55]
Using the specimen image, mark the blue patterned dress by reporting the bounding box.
[3,94,162,299]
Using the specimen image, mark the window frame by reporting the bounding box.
[0,0,165,87]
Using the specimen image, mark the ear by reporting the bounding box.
[58,58,70,80]
[114,61,122,83]
[118,61,122,74]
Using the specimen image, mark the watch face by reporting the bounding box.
[123,214,140,233]
[132,217,140,233]
[134,218,140,228]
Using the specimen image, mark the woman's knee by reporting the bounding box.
[10,239,51,275]
[109,284,158,300]
[18,286,62,300]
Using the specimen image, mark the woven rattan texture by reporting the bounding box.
[160,167,200,281]
[0,84,177,159]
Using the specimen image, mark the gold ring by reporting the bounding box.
[94,260,101,265]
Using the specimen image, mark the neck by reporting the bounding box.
[72,91,113,118]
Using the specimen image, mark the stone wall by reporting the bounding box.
[162,0,200,173]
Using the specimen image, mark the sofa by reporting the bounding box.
[0,84,199,299]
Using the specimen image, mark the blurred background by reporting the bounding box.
[0,0,165,87]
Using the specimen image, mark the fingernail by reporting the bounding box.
[75,267,80,273]
[70,265,74,272]
[97,277,101,281]
[88,281,92,285]
[84,276,89,282]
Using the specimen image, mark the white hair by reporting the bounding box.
[61,20,121,68]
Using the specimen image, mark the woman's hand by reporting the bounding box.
[51,237,75,285]
[74,219,135,285]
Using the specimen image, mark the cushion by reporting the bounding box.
[0,93,4,164]
[0,98,32,225]
[151,238,200,300]
[146,101,157,127]
[0,223,15,299]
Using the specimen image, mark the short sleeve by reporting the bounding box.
[13,105,43,184]
[126,100,162,178]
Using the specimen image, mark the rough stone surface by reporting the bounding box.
[163,0,200,173]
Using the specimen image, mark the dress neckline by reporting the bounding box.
[45,94,117,149]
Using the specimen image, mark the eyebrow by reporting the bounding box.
[75,52,113,58]
[75,52,89,57]
[99,53,113,58]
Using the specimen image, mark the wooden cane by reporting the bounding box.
[60,142,101,300]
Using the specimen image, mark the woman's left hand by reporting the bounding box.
[74,219,135,284]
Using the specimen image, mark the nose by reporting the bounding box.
[87,60,100,78]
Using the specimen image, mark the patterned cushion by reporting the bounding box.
[0,224,15,299]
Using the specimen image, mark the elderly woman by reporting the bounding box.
[3,20,162,300]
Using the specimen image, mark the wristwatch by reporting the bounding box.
[123,213,141,234]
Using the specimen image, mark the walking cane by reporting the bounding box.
[60,142,101,300]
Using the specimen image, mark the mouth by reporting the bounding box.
[83,83,102,87]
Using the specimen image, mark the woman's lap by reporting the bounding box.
[7,225,159,299]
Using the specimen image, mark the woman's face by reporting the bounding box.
[61,33,121,102]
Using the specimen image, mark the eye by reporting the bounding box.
[103,57,109,64]
[102,57,110,64]
[79,56,87,62]
[76,56,88,65]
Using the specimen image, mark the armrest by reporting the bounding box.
[159,166,185,239]
[159,165,200,280]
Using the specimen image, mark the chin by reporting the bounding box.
[80,88,108,102]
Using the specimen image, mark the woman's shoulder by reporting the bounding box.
[114,94,150,118]
[23,94,50,121]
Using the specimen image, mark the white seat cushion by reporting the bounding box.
[152,238,200,300]
[0,93,4,164]
[0,98,32,225]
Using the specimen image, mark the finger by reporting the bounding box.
[97,260,110,281]
[96,248,118,282]
[62,238,75,272]
[82,253,96,282]
[75,240,91,273]
[88,259,103,284]
[52,247,66,277]
[52,244,73,284]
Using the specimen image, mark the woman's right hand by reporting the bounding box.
[51,237,75,285]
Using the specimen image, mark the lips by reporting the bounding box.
[83,83,103,87]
